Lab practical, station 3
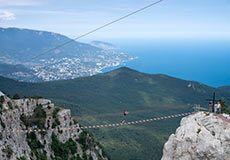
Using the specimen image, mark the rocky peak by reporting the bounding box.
[162,112,230,160]
[0,96,108,160]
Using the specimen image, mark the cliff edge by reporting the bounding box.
[162,112,230,160]
[0,94,108,160]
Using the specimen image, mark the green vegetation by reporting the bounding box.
[0,96,4,113]
[7,101,13,109]
[51,107,61,128]
[52,118,60,128]
[20,104,47,129]
[212,131,216,136]
[26,132,47,160]
[17,157,26,160]
[7,94,11,98]
[0,96,5,103]
[51,133,78,160]
[23,96,43,99]
[2,146,13,159]
[13,93,20,99]
[220,99,230,115]
[0,103,2,114]
[53,107,60,119]
[0,119,5,129]
[1,67,230,160]
[27,132,44,150]
[77,130,110,159]
[51,133,65,160]
[82,152,87,160]
[30,96,43,99]
[70,155,82,160]
[197,128,201,134]
[0,62,41,82]
[66,138,78,154]
[77,131,88,151]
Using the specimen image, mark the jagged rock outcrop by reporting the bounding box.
[162,112,230,160]
[0,95,108,160]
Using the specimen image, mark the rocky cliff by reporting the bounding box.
[162,112,230,160]
[0,94,108,160]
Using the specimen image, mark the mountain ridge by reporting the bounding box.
[218,86,230,92]
[0,67,230,160]
[0,27,135,82]
[90,41,119,50]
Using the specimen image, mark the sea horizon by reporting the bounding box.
[101,38,230,88]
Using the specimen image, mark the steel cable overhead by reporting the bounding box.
[28,0,164,61]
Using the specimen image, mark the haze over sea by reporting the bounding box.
[102,38,230,88]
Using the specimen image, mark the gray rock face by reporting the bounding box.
[162,112,230,160]
[0,97,108,160]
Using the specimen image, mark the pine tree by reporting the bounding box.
[220,99,229,114]
[13,93,20,99]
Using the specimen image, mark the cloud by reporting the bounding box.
[0,0,41,7]
[0,11,15,20]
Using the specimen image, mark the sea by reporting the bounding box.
[102,38,230,88]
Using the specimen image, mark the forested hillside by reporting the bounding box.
[0,67,229,159]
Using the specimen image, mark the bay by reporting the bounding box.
[102,38,230,87]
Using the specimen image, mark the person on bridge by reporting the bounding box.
[121,110,129,124]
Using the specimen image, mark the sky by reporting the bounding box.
[0,0,230,40]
